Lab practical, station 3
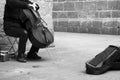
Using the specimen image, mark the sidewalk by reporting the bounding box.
[0,32,120,80]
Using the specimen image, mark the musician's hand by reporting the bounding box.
[35,3,40,10]
[28,2,39,11]
[28,3,36,10]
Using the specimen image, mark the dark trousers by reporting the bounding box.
[4,20,39,56]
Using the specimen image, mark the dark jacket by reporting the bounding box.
[3,0,32,29]
[4,0,32,20]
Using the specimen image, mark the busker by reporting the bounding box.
[3,0,41,63]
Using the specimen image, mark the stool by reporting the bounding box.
[6,36,18,54]
[0,32,18,55]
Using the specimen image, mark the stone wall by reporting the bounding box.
[53,0,120,35]
[0,0,5,25]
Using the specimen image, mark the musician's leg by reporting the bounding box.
[27,45,41,60]
[4,27,28,62]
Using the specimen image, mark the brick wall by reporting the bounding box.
[53,0,120,35]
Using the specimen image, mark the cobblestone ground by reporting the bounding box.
[0,32,120,80]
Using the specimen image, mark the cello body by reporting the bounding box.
[21,9,54,48]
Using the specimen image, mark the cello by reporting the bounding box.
[20,9,54,48]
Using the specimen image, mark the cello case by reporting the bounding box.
[21,9,54,48]
[86,45,120,75]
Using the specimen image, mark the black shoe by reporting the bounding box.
[27,52,41,60]
[16,54,27,63]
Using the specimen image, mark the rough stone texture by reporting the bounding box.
[99,11,111,18]
[67,21,80,32]
[67,12,78,18]
[64,2,75,11]
[53,0,120,35]
[96,1,107,10]
[108,0,120,10]
[0,0,5,18]
[112,11,120,18]
[53,3,63,11]
[75,2,83,11]
[58,12,68,18]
